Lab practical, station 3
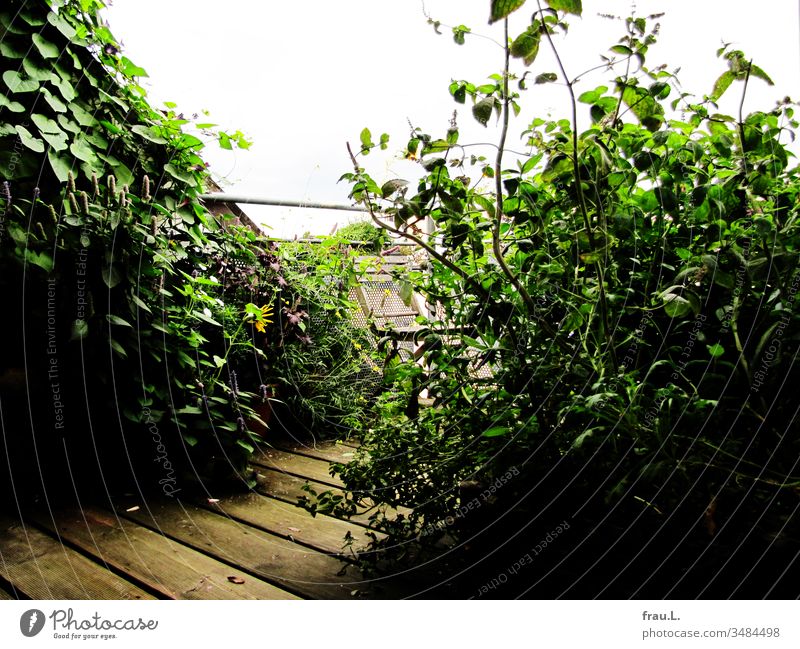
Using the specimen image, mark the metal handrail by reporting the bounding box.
[198,193,369,213]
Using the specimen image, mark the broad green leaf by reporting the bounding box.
[510,24,541,66]
[621,85,663,131]
[164,163,196,185]
[69,136,97,163]
[40,87,68,112]
[41,130,69,151]
[15,125,45,152]
[32,33,59,58]
[3,70,39,93]
[546,0,582,15]
[0,41,24,59]
[360,127,373,153]
[31,113,63,135]
[24,249,53,272]
[490,0,526,23]
[53,76,76,101]
[119,56,148,78]
[0,92,24,112]
[132,124,167,144]
[535,72,557,84]
[47,10,77,40]
[711,71,734,101]
[661,292,691,318]
[381,179,408,198]
[48,150,72,182]
[472,97,494,127]
[68,101,97,126]
[707,343,724,358]
[58,114,81,133]
[22,57,57,82]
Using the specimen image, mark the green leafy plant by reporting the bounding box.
[326,1,800,593]
[0,0,320,494]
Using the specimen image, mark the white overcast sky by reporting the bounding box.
[104,1,800,237]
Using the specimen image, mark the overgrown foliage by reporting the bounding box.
[0,0,369,496]
[330,0,799,594]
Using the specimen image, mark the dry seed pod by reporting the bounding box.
[68,191,79,214]
[67,171,76,193]
[36,222,46,239]
[80,190,89,213]
[91,172,99,197]
[142,175,151,201]
[108,174,117,195]
[48,204,58,224]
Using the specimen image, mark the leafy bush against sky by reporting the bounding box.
[105,0,799,236]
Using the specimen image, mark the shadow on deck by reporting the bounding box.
[0,439,414,600]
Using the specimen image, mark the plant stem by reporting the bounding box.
[491,19,539,317]
[538,1,618,373]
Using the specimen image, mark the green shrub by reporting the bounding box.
[329,0,800,592]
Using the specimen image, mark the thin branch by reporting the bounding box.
[538,0,618,372]
[346,142,491,303]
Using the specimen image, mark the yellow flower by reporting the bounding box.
[254,321,266,333]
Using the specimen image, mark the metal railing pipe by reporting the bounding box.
[198,193,369,213]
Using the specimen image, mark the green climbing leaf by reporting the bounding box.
[31,33,59,58]
[473,97,494,127]
[511,24,541,66]
[3,70,39,93]
[546,0,582,15]
[711,71,734,101]
[15,125,45,152]
[0,92,25,112]
[132,124,167,144]
[31,113,63,135]
[48,150,72,182]
[490,0,526,24]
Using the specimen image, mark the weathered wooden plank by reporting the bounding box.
[0,513,153,600]
[120,500,399,599]
[252,467,408,528]
[251,447,344,487]
[197,492,379,555]
[267,439,359,464]
[31,507,297,600]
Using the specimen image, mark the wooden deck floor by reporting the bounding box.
[0,439,410,600]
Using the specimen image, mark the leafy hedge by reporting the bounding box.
[0,0,366,498]
[331,0,800,595]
